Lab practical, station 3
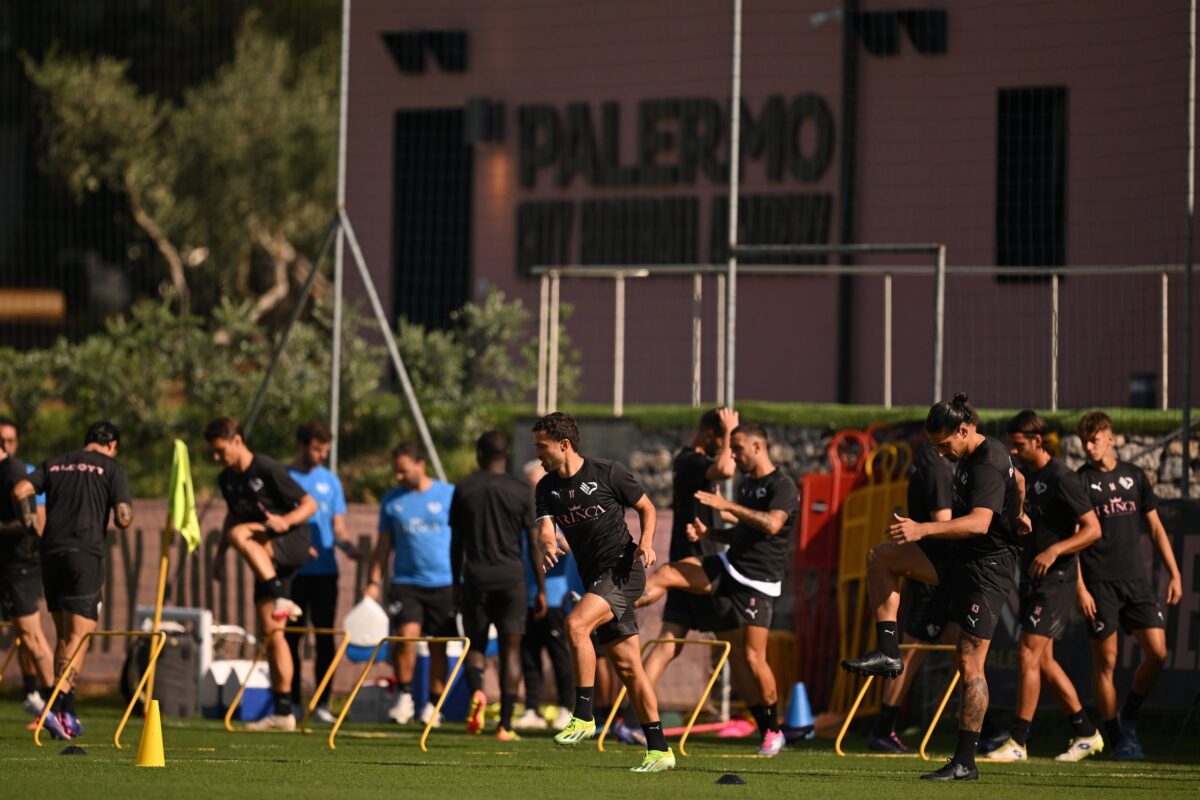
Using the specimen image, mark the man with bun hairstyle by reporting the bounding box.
[841,394,1027,781]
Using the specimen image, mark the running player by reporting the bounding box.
[451,431,543,741]
[365,442,456,727]
[636,422,799,757]
[841,394,1026,781]
[0,420,55,722]
[1075,411,1182,760]
[531,412,672,773]
[13,421,133,740]
[205,416,318,732]
[285,420,359,724]
[869,441,956,753]
[986,410,1103,761]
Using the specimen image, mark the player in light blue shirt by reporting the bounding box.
[366,442,455,725]
[284,420,358,722]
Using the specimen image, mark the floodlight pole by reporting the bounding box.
[329,0,352,470]
[725,0,743,409]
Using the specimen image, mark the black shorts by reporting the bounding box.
[0,554,42,619]
[662,586,740,633]
[1019,568,1076,640]
[588,558,646,646]
[462,580,528,640]
[387,582,457,636]
[1085,578,1165,639]
[252,526,311,604]
[919,542,1016,641]
[41,549,104,621]
[902,579,951,643]
[702,555,775,630]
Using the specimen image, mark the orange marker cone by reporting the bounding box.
[135,699,165,767]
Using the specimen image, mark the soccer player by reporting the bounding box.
[869,441,956,753]
[13,421,133,741]
[636,422,799,758]
[983,410,1104,762]
[451,431,544,741]
[285,420,359,724]
[531,412,672,773]
[365,442,456,727]
[841,394,1026,781]
[1075,411,1182,760]
[205,416,318,732]
[0,418,54,720]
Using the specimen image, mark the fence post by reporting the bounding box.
[1051,272,1059,411]
[1162,270,1169,412]
[537,273,549,415]
[692,274,702,407]
[548,271,561,413]
[883,272,893,408]
[716,273,726,405]
[613,274,626,417]
[932,246,946,402]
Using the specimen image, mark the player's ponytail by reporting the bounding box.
[926,392,979,435]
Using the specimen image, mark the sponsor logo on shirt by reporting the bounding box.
[554,503,608,528]
[1099,496,1138,516]
[1090,482,1102,491]
[48,463,106,475]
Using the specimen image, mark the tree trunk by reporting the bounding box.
[125,177,189,315]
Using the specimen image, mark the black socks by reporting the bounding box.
[750,703,780,737]
[876,621,900,658]
[874,703,900,737]
[266,577,285,600]
[500,693,517,730]
[1010,717,1032,747]
[274,691,293,717]
[1103,717,1124,745]
[642,721,669,752]
[1068,708,1097,738]
[1122,691,1146,725]
[466,666,484,694]
[573,686,594,722]
[22,674,38,694]
[954,729,979,769]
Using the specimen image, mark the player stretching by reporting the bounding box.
[206,416,318,731]
[988,410,1102,762]
[841,394,1026,781]
[532,412,672,773]
[636,422,799,757]
[1076,411,1182,760]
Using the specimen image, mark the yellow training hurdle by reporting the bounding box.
[223,627,351,733]
[34,629,167,749]
[834,642,960,760]
[596,637,732,757]
[329,635,469,752]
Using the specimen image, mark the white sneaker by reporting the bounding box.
[1055,731,1104,762]
[312,705,337,724]
[246,713,297,732]
[23,692,45,717]
[389,692,415,724]
[515,708,548,730]
[419,701,443,728]
[987,737,1028,761]
[271,597,303,622]
[552,706,572,730]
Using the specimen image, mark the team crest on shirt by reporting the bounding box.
[959,472,968,485]
[249,478,264,492]
[427,501,443,514]
[755,487,768,498]
[579,481,599,495]
[1118,476,1134,490]
[1034,481,1047,495]
[316,481,330,495]
[971,603,980,613]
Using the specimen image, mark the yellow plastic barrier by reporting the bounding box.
[223,627,351,733]
[329,636,469,752]
[596,637,732,757]
[834,643,960,760]
[34,629,167,749]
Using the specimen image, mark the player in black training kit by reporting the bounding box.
[451,431,545,741]
[986,410,1103,762]
[13,421,133,741]
[869,441,956,753]
[531,412,673,773]
[637,422,799,757]
[841,394,1028,781]
[1075,411,1182,761]
[205,416,318,732]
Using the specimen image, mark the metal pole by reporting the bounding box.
[883,272,892,408]
[932,246,946,402]
[1185,0,1196,497]
[724,0,743,409]
[1162,271,1170,412]
[339,210,446,482]
[716,273,726,405]
[548,271,561,412]
[537,273,550,416]
[1050,272,1059,411]
[613,275,626,417]
[330,0,352,470]
[692,274,703,407]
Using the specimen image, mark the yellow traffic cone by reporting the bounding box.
[135,699,165,767]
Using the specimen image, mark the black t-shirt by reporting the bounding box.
[218,454,309,537]
[907,443,954,524]
[0,455,37,562]
[725,469,799,583]
[26,449,132,556]
[1021,458,1094,576]
[535,458,645,583]
[450,470,536,589]
[670,448,722,562]
[950,436,1021,560]
[1077,461,1157,583]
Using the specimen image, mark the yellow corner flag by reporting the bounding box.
[168,439,201,553]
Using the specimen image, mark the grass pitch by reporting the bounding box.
[0,697,1196,799]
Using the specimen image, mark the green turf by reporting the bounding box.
[2,698,1196,798]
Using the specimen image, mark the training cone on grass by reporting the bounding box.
[135,700,165,767]
[783,682,814,741]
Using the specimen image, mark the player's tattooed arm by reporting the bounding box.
[694,490,788,535]
[115,502,134,529]
[13,482,38,532]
